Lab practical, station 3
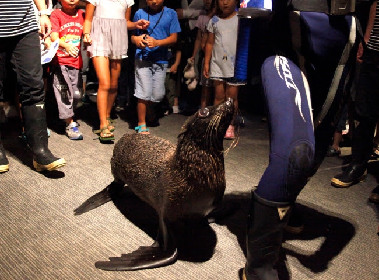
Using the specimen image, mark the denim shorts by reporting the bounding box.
[134,59,168,102]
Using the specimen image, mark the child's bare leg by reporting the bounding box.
[213,80,226,106]
[137,99,148,125]
[226,84,239,113]
[137,99,150,134]
[200,85,212,109]
[107,60,122,120]
[93,56,111,130]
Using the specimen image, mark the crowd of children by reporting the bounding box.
[22,0,244,143]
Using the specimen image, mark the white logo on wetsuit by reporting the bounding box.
[274,56,305,122]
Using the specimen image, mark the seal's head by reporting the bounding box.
[178,98,235,151]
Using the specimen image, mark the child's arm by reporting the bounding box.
[200,31,208,52]
[144,33,177,49]
[203,32,214,79]
[83,3,95,45]
[126,7,150,30]
[51,32,79,57]
[170,49,182,73]
[43,36,52,50]
[190,28,202,61]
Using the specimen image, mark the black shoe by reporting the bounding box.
[369,186,379,204]
[331,164,367,188]
[0,142,9,173]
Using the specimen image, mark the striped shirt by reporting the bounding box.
[367,1,379,52]
[0,0,39,37]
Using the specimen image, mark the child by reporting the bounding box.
[83,0,149,142]
[164,37,183,114]
[189,0,215,109]
[132,0,181,134]
[203,0,244,139]
[50,0,85,140]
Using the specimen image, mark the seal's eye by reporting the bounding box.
[198,107,210,118]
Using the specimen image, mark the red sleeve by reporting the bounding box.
[50,10,61,33]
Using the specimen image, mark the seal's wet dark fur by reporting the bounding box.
[75,98,234,271]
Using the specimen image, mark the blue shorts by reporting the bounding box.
[134,59,168,102]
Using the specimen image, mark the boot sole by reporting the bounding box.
[331,172,367,188]
[241,268,247,280]
[33,158,66,172]
[0,164,9,173]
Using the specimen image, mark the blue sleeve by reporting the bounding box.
[168,9,181,34]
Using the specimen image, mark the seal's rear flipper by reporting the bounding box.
[95,245,178,271]
[74,181,124,215]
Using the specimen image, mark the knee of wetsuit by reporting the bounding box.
[285,141,314,201]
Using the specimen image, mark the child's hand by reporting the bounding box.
[170,63,178,74]
[203,64,210,79]
[43,37,52,50]
[83,33,92,46]
[65,43,79,57]
[135,19,150,30]
[137,35,148,48]
[144,35,158,48]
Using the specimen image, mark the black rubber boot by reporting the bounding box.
[350,118,376,165]
[0,130,9,173]
[22,103,65,171]
[243,192,292,280]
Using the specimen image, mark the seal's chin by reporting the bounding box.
[179,98,235,148]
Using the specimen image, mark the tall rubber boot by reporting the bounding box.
[0,130,9,173]
[243,192,292,280]
[22,103,65,171]
[351,118,376,166]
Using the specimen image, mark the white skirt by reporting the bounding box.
[88,17,128,59]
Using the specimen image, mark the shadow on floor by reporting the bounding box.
[215,193,356,279]
[74,187,356,277]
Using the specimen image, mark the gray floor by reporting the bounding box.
[1,102,378,280]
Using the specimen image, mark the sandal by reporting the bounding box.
[326,146,341,157]
[107,117,115,132]
[96,127,114,141]
[135,124,149,134]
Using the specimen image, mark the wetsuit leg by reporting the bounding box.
[256,55,315,203]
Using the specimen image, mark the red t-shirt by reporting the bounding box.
[50,9,84,69]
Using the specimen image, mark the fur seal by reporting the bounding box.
[74,98,235,271]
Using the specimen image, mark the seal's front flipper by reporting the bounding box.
[74,181,123,215]
[95,245,178,271]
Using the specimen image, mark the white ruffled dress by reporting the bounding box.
[87,0,134,59]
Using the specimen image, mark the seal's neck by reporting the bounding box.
[174,136,225,190]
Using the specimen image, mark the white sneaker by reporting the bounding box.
[172,106,179,114]
[66,122,83,140]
